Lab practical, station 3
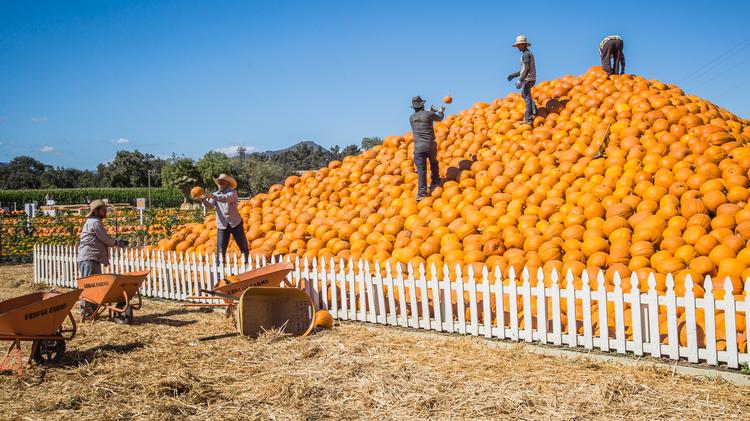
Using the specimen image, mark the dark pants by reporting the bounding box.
[414,147,440,196]
[78,259,102,278]
[217,221,249,264]
[601,38,624,75]
[78,260,104,315]
[521,80,536,123]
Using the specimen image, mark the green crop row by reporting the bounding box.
[0,188,184,209]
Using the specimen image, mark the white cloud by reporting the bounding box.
[214,145,258,157]
[31,117,48,123]
[111,137,129,144]
[39,146,55,153]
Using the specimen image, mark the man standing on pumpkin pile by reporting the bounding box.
[507,35,537,125]
[198,173,249,265]
[600,35,625,75]
[410,96,445,201]
[77,199,129,321]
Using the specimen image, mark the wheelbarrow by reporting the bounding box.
[185,262,294,318]
[78,270,149,324]
[237,287,316,338]
[0,290,81,375]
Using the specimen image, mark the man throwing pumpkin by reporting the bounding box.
[600,35,625,75]
[409,96,445,201]
[198,174,249,264]
[507,35,537,125]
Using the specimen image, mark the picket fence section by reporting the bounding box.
[33,244,750,368]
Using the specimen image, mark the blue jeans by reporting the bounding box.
[521,80,536,122]
[217,221,249,264]
[414,148,440,196]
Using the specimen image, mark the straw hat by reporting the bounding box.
[512,35,531,47]
[213,173,238,189]
[86,199,107,217]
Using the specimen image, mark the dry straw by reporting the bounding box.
[1,264,749,420]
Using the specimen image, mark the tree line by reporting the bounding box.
[0,137,383,199]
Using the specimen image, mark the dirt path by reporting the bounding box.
[1,263,749,420]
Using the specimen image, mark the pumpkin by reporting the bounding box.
[190,186,204,199]
[313,310,334,330]
[443,95,453,104]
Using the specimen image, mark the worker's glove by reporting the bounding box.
[115,238,129,248]
[440,106,446,113]
[429,105,437,112]
[515,81,522,89]
[507,74,515,81]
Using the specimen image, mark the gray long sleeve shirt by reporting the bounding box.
[410,109,444,153]
[510,49,536,82]
[77,216,117,265]
[202,188,243,229]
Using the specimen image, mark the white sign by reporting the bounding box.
[136,198,146,210]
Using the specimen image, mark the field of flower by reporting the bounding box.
[0,208,202,263]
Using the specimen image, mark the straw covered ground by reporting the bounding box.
[1,264,749,420]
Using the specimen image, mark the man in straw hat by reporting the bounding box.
[199,174,249,264]
[507,35,537,125]
[599,35,625,75]
[409,95,445,201]
[77,199,128,318]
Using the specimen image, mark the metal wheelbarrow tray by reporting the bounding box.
[237,287,315,338]
[78,270,150,324]
[185,262,294,317]
[0,289,81,375]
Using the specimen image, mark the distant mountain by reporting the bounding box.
[261,141,327,156]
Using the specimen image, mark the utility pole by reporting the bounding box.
[147,170,152,209]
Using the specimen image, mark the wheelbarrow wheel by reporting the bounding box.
[113,302,134,324]
[32,339,66,365]
[80,301,96,319]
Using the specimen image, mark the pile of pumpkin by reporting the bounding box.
[153,66,750,348]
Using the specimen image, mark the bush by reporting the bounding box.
[0,188,183,208]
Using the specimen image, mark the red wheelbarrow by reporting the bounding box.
[0,289,81,375]
[78,270,149,324]
[185,262,294,318]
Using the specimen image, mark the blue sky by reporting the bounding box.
[1,0,749,169]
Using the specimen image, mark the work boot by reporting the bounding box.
[416,192,428,201]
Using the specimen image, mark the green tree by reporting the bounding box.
[0,156,50,189]
[237,157,291,195]
[161,155,200,202]
[361,136,383,150]
[341,144,361,157]
[101,150,164,188]
[196,151,234,185]
[39,167,85,188]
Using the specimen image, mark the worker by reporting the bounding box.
[409,96,445,200]
[199,173,249,264]
[600,35,625,75]
[507,35,537,125]
[77,199,128,319]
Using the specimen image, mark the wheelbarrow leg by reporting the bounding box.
[1,340,24,376]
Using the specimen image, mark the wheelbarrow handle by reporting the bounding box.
[199,289,239,302]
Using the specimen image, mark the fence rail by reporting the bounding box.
[33,244,750,368]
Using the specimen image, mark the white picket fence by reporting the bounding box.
[33,244,750,369]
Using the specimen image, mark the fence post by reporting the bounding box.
[704,277,717,365]
[723,278,739,368]
[664,275,679,360]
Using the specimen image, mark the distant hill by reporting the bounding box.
[0,162,7,168]
[261,141,327,156]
